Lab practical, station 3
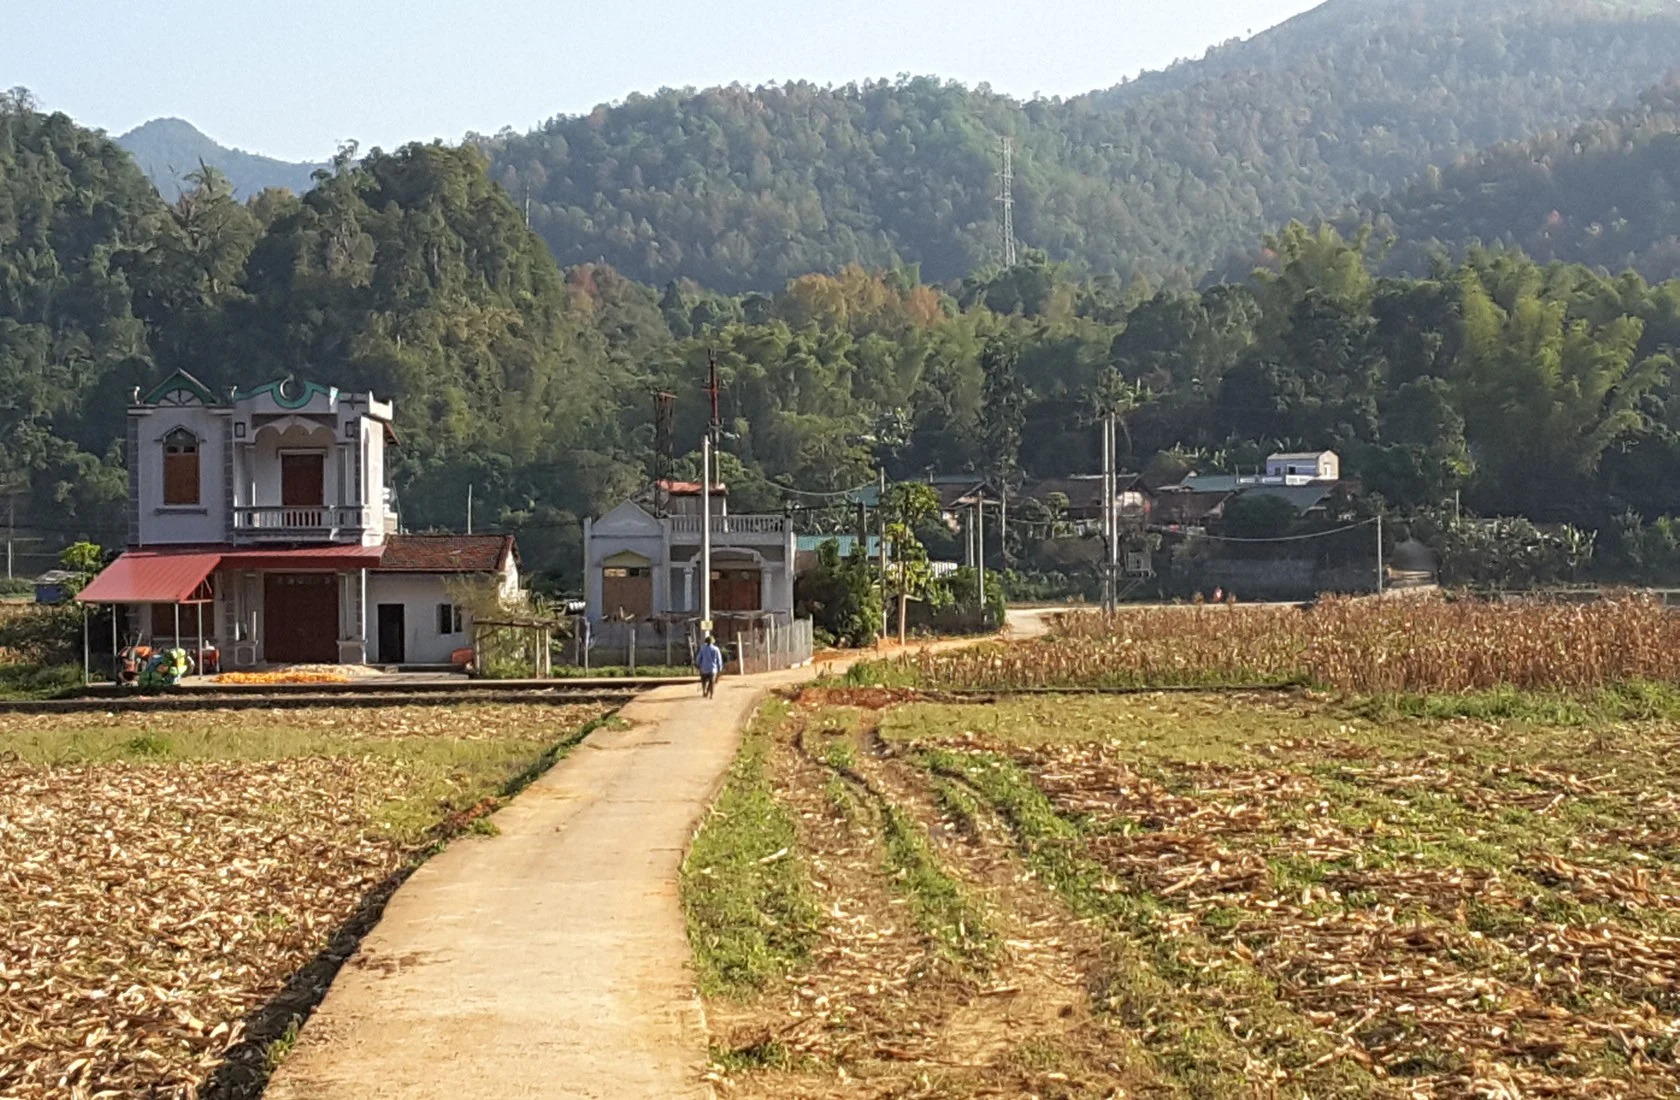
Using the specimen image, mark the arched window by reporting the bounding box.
[163,428,200,506]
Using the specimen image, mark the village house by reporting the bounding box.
[76,371,520,668]
[582,480,797,643]
[1153,450,1348,528]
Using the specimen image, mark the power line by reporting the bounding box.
[765,479,879,501]
[1154,517,1377,544]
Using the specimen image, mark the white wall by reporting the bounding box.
[362,418,386,544]
[131,406,229,546]
[367,573,474,665]
[584,527,667,621]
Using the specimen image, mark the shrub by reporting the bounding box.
[794,540,883,647]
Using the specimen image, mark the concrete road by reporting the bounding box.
[265,671,801,1099]
[265,614,1050,1099]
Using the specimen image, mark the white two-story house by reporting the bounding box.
[77,371,520,668]
[583,480,796,646]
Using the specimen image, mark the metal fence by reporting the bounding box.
[731,617,814,674]
[573,615,814,674]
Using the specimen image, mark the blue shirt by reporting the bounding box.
[697,643,725,675]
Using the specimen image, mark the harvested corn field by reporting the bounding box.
[687,686,1680,1098]
[0,702,609,1100]
[875,596,1680,694]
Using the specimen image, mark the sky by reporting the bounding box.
[4,0,1323,163]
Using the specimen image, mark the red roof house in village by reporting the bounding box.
[76,371,520,667]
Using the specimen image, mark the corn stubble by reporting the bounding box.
[903,595,1680,693]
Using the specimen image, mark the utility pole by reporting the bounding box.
[877,469,888,642]
[996,137,1018,268]
[1108,413,1120,611]
[976,493,986,615]
[701,350,722,634]
[1375,510,1385,598]
[701,433,713,628]
[6,496,13,581]
[466,484,473,535]
[1100,415,1114,613]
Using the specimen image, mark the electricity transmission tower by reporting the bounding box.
[995,137,1017,268]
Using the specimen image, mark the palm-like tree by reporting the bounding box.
[1091,370,1153,466]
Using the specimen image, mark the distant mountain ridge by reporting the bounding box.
[116,118,321,198]
[111,0,1680,290]
[482,0,1680,291]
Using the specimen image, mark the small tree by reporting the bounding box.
[885,482,941,643]
[1221,495,1299,540]
[57,541,104,598]
[794,540,882,647]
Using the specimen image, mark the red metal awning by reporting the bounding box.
[76,550,222,604]
[77,545,387,603]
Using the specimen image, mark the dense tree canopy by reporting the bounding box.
[476,0,1680,292]
[18,44,1680,587]
[1366,82,1680,281]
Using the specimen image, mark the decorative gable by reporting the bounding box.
[141,369,219,407]
[593,500,663,537]
[234,376,339,410]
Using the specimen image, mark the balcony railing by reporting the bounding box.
[668,513,788,538]
[234,505,367,539]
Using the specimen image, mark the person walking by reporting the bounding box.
[696,634,724,698]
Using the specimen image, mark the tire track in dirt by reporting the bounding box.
[704,690,1155,1098]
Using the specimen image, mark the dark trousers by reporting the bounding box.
[700,671,719,698]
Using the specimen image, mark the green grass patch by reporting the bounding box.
[879,801,995,969]
[0,704,615,848]
[0,662,83,700]
[840,659,921,688]
[550,664,694,678]
[682,699,820,998]
[1352,680,1680,725]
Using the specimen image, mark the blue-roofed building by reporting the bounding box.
[795,534,883,571]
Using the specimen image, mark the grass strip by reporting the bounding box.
[683,699,820,999]
[879,801,996,970]
[817,732,995,971]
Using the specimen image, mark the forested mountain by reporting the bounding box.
[1363,81,1680,281]
[16,89,1680,587]
[482,0,1680,292]
[0,91,644,574]
[116,118,320,197]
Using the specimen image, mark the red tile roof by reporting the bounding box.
[375,534,515,574]
[655,479,727,495]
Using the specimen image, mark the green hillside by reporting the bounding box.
[483,0,1680,292]
[1366,81,1680,280]
[116,117,321,198]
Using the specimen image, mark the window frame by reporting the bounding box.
[436,603,464,635]
[161,427,202,507]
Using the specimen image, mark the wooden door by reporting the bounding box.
[712,568,762,612]
[264,574,339,664]
[281,453,325,507]
[377,604,405,665]
[601,567,652,619]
